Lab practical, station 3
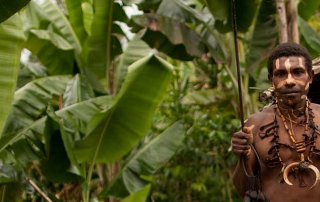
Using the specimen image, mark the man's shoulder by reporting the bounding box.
[246,105,274,124]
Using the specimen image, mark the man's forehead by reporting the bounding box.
[274,56,306,69]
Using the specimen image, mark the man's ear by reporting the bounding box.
[268,74,272,83]
[310,70,315,84]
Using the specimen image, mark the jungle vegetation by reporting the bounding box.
[0,0,320,201]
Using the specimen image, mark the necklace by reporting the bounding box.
[275,99,320,188]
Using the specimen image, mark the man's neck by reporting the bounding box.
[277,100,307,119]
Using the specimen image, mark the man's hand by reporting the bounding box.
[231,125,254,157]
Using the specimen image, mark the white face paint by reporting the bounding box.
[274,57,307,89]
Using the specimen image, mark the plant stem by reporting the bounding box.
[27,178,52,202]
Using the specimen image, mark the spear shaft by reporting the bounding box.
[231,0,245,128]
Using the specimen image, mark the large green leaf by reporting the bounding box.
[156,0,204,24]
[63,74,95,107]
[205,0,259,33]
[299,16,320,56]
[65,0,88,45]
[20,1,51,35]
[100,121,186,198]
[0,95,113,158]
[246,0,277,74]
[74,54,173,163]
[116,35,151,93]
[2,76,71,138]
[39,0,82,55]
[82,0,114,93]
[25,30,74,75]
[203,0,229,20]
[39,106,84,183]
[122,0,162,12]
[0,0,30,23]
[132,13,206,61]
[0,14,24,138]
[298,0,320,20]
[120,184,151,202]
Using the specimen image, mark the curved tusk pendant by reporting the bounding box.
[283,162,299,185]
[283,162,320,189]
[307,164,320,189]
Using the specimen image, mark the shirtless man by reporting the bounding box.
[232,42,320,202]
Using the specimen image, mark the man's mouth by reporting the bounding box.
[282,91,300,95]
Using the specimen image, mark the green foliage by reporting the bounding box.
[1,0,320,201]
[0,14,24,138]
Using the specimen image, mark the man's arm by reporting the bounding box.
[231,125,258,196]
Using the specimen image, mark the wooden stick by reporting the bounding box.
[27,178,52,202]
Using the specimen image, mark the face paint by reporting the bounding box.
[305,82,310,91]
[298,57,303,68]
[275,59,280,69]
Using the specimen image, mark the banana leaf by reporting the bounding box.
[0,0,30,23]
[74,54,173,164]
[20,1,51,35]
[299,16,320,54]
[25,30,74,75]
[0,14,25,138]
[205,0,259,33]
[2,76,71,138]
[120,184,151,202]
[81,0,114,93]
[116,35,151,93]
[122,0,161,12]
[39,106,84,182]
[0,95,113,162]
[63,74,95,107]
[298,0,320,20]
[246,0,277,74]
[65,0,88,45]
[39,0,82,55]
[99,121,185,199]
[131,13,206,61]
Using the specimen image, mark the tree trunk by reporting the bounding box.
[276,0,288,43]
[286,0,300,43]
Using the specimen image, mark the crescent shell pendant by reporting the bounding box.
[283,162,320,189]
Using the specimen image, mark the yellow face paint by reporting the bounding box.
[298,57,303,68]
[275,59,280,69]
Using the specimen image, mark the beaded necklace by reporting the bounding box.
[259,99,320,187]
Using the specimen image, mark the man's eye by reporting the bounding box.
[275,71,286,77]
[293,70,304,76]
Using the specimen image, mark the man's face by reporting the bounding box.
[268,56,313,107]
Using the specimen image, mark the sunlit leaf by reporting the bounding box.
[65,0,88,44]
[82,0,114,93]
[39,0,82,55]
[116,35,151,93]
[120,184,151,202]
[0,14,25,138]
[74,54,173,163]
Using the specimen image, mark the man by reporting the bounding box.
[232,42,320,202]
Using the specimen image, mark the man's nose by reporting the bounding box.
[285,77,296,86]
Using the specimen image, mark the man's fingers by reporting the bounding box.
[243,124,255,133]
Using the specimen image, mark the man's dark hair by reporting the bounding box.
[267,42,312,76]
